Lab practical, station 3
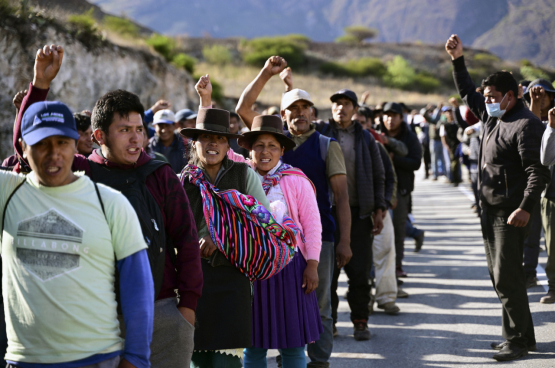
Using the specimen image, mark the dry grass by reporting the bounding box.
[196,62,451,111]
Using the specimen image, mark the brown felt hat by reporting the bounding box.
[180,108,242,139]
[238,115,296,152]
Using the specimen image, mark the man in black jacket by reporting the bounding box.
[446,34,550,362]
[381,102,422,278]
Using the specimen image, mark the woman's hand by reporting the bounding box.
[200,235,217,258]
[302,260,319,294]
[195,74,213,107]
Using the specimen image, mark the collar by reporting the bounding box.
[257,160,282,179]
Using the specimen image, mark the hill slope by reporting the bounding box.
[90,0,555,68]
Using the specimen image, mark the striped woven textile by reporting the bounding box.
[182,165,299,281]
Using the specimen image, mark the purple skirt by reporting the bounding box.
[251,252,323,349]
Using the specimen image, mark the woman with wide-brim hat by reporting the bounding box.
[227,114,323,367]
[180,106,271,368]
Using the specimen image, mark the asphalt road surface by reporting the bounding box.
[266,173,554,367]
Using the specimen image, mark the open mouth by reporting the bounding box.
[127,147,140,154]
[260,158,272,163]
[46,166,61,175]
[206,150,219,155]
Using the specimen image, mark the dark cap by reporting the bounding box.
[524,78,555,103]
[330,89,358,107]
[22,101,79,146]
[383,102,403,116]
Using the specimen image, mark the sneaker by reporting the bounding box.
[540,290,555,304]
[414,230,425,252]
[397,288,409,298]
[526,276,538,289]
[377,302,400,315]
[333,324,338,337]
[491,341,536,352]
[492,344,528,361]
[353,320,371,341]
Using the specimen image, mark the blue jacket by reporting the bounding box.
[149,133,188,174]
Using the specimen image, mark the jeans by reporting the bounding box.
[523,203,542,278]
[429,140,446,178]
[481,209,535,348]
[541,198,555,290]
[393,192,410,268]
[307,240,334,367]
[244,347,306,368]
[331,207,373,323]
[371,211,397,305]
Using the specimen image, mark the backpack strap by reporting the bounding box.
[319,134,331,162]
[1,180,26,236]
[93,181,107,218]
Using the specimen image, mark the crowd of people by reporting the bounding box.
[0,32,553,368]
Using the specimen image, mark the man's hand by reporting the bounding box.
[12,90,27,111]
[361,91,371,104]
[302,260,319,294]
[530,86,545,103]
[33,44,64,89]
[200,236,217,258]
[262,56,287,77]
[279,67,293,92]
[178,307,195,326]
[548,107,555,129]
[149,99,171,113]
[507,208,530,227]
[445,34,463,60]
[118,359,137,368]
[336,240,352,268]
[372,209,384,235]
[449,97,459,107]
[195,74,213,107]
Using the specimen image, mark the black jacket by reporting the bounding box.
[149,133,188,174]
[453,56,550,215]
[383,122,422,195]
[315,120,386,217]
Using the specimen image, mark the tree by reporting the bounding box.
[343,25,379,43]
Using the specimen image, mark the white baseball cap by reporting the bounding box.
[281,89,314,111]
[153,109,176,125]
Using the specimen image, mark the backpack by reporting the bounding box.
[89,160,171,300]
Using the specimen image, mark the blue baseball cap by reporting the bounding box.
[22,101,78,146]
[441,106,453,112]
[175,109,197,122]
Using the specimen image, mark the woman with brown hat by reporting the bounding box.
[180,106,273,368]
[227,114,323,367]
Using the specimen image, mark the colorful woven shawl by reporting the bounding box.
[182,165,298,281]
[261,162,316,195]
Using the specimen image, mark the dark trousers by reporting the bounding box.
[422,143,431,178]
[331,207,373,323]
[523,203,542,278]
[393,192,410,268]
[481,209,536,348]
[449,151,461,184]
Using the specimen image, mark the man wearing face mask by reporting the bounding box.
[446,35,550,362]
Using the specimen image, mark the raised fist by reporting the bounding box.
[548,107,555,129]
[150,99,171,113]
[445,34,463,60]
[13,90,28,111]
[33,44,64,89]
[263,56,287,77]
[279,67,293,92]
[530,86,545,102]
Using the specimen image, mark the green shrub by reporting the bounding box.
[473,53,499,64]
[520,59,534,67]
[0,0,16,17]
[520,65,549,81]
[146,34,176,61]
[202,45,232,65]
[211,78,224,103]
[383,56,416,89]
[414,73,440,92]
[104,16,139,38]
[241,36,306,68]
[467,67,488,85]
[67,8,98,37]
[343,25,379,43]
[172,53,196,74]
[335,34,359,45]
[320,57,386,77]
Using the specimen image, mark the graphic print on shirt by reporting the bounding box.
[16,209,84,281]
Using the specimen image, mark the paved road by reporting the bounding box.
[267,174,554,367]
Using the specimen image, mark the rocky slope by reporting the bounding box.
[0,11,198,160]
[90,0,555,68]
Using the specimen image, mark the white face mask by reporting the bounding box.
[485,93,508,118]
